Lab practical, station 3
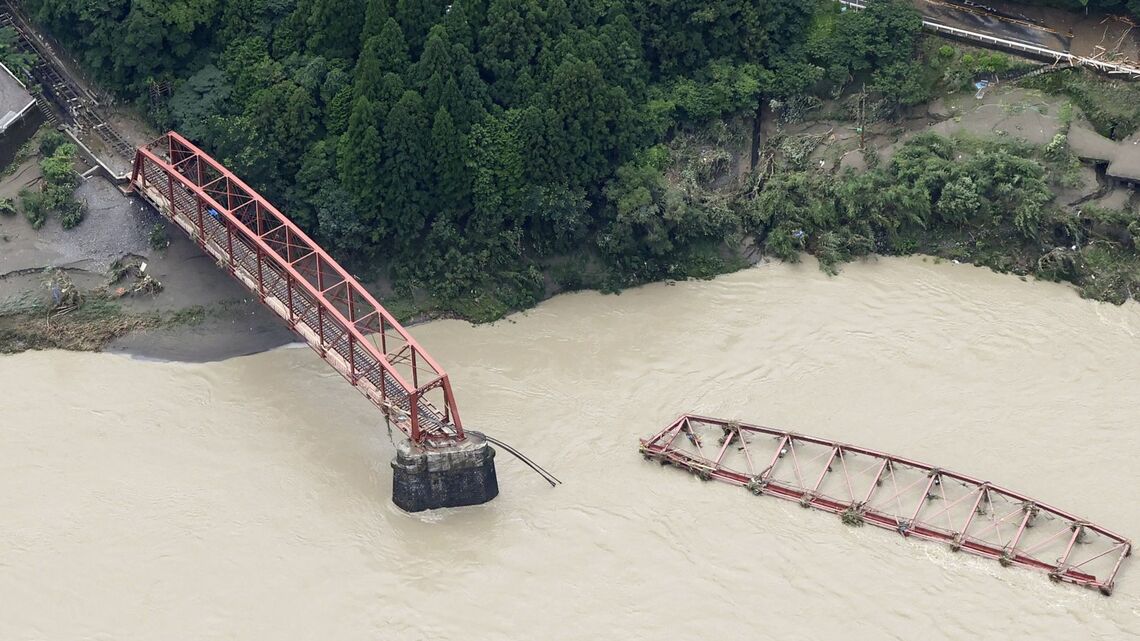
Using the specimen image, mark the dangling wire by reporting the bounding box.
[480,432,561,488]
[382,418,560,488]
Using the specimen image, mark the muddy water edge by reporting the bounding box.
[2,256,1139,640]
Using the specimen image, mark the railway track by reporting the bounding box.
[0,4,135,160]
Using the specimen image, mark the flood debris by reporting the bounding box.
[108,256,163,298]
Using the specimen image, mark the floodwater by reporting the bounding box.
[3,256,1140,640]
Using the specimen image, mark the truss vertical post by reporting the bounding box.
[127,131,469,445]
[1006,505,1036,554]
[863,459,890,504]
[956,485,989,542]
[640,415,1132,594]
[906,473,940,530]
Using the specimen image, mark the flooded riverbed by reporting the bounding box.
[2,256,1139,640]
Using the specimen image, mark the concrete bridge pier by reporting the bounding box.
[391,432,498,512]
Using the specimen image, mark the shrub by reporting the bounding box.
[149,222,169,251]
[20,140,85,230]
[58,198,85,230]
[38,130,68,157]
[41,143,79,187]
[20,189,46,229]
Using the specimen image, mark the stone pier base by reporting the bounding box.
[391,432,498,512]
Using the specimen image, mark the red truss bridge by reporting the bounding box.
[129,131,464,445]
[641,415,1132,595]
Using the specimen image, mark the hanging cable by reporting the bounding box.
[478,432,562,487]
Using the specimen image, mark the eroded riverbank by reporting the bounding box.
[2,257,1138,640]
[4,73,1140,362]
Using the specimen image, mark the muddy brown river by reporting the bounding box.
[2,256,1139,640]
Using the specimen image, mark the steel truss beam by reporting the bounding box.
[129,132,464,443]
[641,415,1132,595]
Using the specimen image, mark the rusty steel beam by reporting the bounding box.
[640,415,1132,595]
[128,132,464,444]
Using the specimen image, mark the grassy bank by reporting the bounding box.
[0,298,207,354]
[0,264,209,354]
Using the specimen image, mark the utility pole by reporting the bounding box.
[855,84,867,151]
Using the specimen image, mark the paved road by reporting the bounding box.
[915,0,1073,52]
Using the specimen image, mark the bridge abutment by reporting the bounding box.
[391,432,498,512]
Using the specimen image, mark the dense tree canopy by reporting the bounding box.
[24,0,1128,315]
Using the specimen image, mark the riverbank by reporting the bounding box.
[3,74,1140,362]
[4,255,1139,640]
[0,149,295,360]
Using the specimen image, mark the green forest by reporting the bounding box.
[21,0,1140,317]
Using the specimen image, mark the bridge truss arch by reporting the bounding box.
[130,131,464,444]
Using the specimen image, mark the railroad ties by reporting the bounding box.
[640,415,1132,595]
[0,3,135,158]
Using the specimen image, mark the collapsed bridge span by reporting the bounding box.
[640,414,1131,595]
[128,132,498,512]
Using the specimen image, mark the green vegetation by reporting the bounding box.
[930,43,1033,93]
[18,0,1140,315]
[744,133,1140,303]
[19,139,85,230]
[148,222,169,251]
[23,0,941,317]
[1023,68,1140,139]
[38,130,69,157]
[0,26,38,77]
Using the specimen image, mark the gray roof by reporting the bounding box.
[0,63,34,133]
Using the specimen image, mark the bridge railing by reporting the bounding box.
[129,132,464,443]
[838,0,1140,78]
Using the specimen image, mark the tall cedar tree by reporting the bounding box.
[396,0,450,56]
[306,0,365,59]
[361,0,394,45]
[478,0,544,105]
[430,107,472,219]
[379,91,434,248]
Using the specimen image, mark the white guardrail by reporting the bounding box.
[838,0,1140,77]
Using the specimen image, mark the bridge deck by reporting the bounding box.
[840,0,1140,77]
[130,132,463,443]
[641,415,1131,595]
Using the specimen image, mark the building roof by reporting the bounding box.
[0,63,35,133]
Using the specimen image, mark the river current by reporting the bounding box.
[3,256,1139,640]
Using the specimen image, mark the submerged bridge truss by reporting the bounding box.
[641,415,1131,595]
[129,132,464,444]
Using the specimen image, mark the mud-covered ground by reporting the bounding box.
[5,56,1140,363]
[0,156,295,361]
[771,83,1136,213]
